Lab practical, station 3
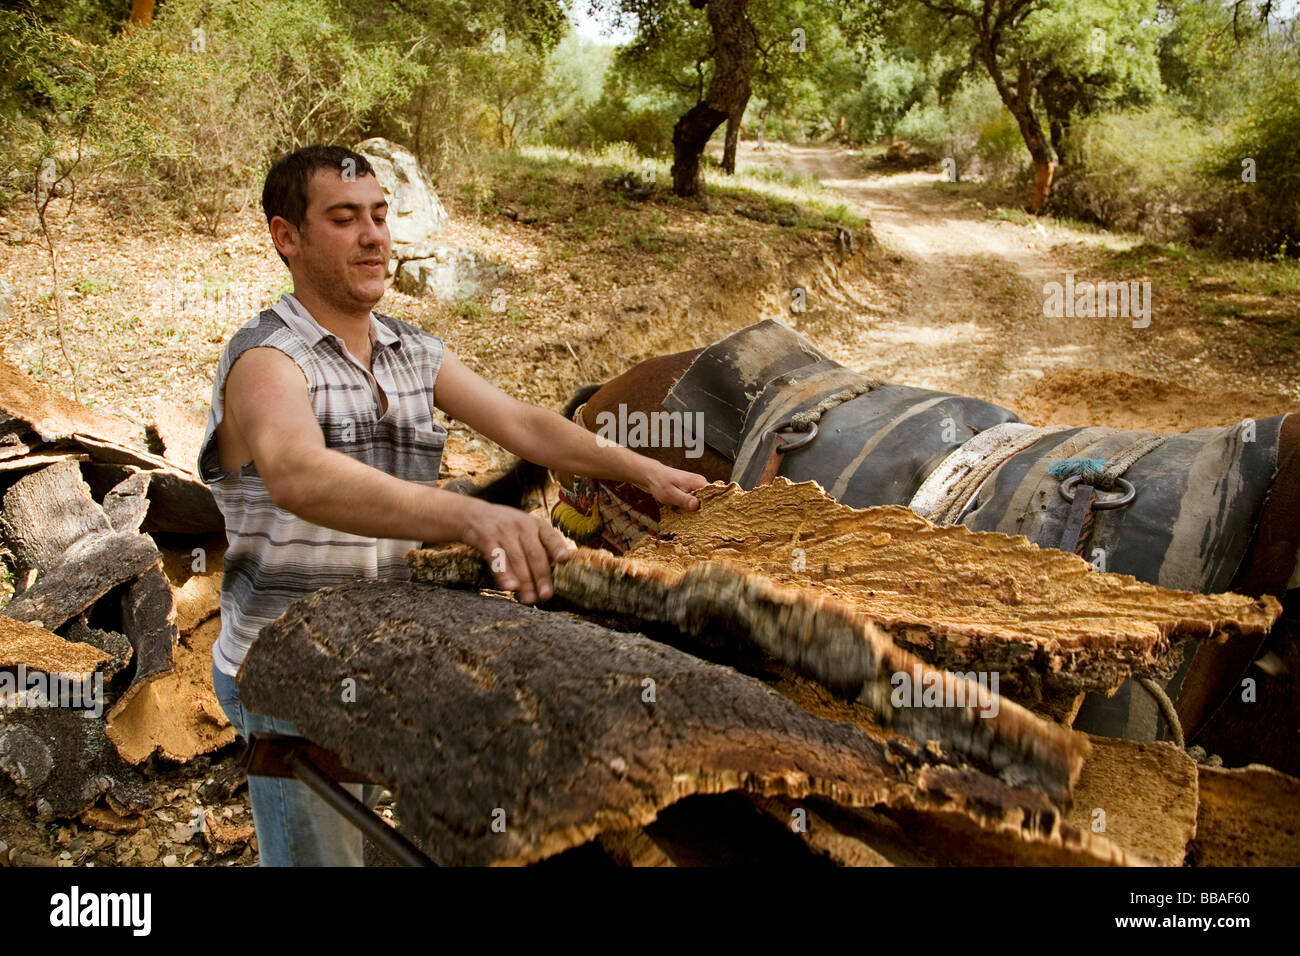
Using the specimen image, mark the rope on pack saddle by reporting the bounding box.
[1048,433,1168,556]
[740,383,878,489]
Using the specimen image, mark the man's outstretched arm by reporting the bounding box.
[433,349,708,510]
[223,346,572,603]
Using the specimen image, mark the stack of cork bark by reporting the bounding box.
[0,360,230,827]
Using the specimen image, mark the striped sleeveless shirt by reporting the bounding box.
[198,293,446,676]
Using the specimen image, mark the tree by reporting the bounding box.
[595,0,857,195]
[597,0,756,195]
[852,0,1165,212]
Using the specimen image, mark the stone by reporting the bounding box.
[353,137,448,263]
[395,243,510,302]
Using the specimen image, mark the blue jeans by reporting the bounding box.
[212,663,383,866]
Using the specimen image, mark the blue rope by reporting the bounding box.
[1046,457,1108,485]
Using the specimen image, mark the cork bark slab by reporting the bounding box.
[0,460,113,585]
[63,616,133,681]
[748,794,895,866]
[103,561,179,724]
[239,582,1133,866]
[173,571,222,636]
[2,531,161,631]
[0,359,142,448]
[69,435,222,535]
[1064,736,1199,866]
[105,617,236,764]
[1187,764,1300,866]
[0,450,86,474]
[411,543,1089,801]
[148,400,205,471]
[595,828,677,866]
[101,471,152,534]
[634,480,1280,697]
[0,615,110,680]
[0,430,36,461]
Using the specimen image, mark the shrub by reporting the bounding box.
[1193,58,1300,257]
[893,77,1013,181]
[1051,106,1217,237]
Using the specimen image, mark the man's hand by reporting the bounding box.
[458,498,575,604]
[433,351,712,512]
[638,460,709,512]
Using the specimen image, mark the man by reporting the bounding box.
[199,145,707,865]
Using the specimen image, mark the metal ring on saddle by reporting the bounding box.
[1058,474,1135,509]
[771,420,819,454]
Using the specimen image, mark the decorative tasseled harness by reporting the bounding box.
[552,402,662,553]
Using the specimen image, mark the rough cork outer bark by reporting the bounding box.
[1187,764,1300,866]
[63,616,133,680]
[101,471,152,535]
[68,434,221,535]
[0,461,112,583]
[2,531,160,631]
[411,542,1089,802]
[0,705,151,819]
[240,582,1134,866]
[639,480,1280,695]
[1063,737,1199,866]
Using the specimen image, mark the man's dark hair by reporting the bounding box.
[262,145,375,266]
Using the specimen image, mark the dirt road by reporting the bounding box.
[725,141,1296,427]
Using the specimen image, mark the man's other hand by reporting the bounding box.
[460,500,575,604]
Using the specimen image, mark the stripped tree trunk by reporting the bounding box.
[979,42,1056,213]
[129,0,155,27]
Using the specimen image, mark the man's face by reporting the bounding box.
[275,169,390,312]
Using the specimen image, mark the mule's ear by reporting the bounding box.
[455,458,550,508]
[441,475,485,497]
[563,382,604,421]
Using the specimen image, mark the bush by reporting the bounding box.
[1051,106,1217,236]
[893,77,1015,181]
[973,108,1027,181]
[1193,58,1300,257]
[838,55,928,144]
[548,85,678,158]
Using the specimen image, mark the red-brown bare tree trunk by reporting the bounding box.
[129,0,155,26]
[981,49,1056,213]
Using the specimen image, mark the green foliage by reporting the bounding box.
[1196,48,1300,256]
[591,0,867,148]
[1052,105,1215,233]
[0,10,176,194]
[892,74,1024,180]
[850,0,1168,167]
[2,0,570,229]
[837,53,928,143]
[453,299,485,320]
